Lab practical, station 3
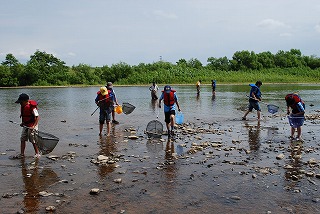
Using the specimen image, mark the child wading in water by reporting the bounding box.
[158,85,181,137]
[15,93,41,159]
[285,93,305,141]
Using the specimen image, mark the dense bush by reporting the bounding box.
[1,49,319,87]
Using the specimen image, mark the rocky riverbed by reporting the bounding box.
[1,113,320,214]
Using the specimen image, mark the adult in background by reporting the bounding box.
[285,93,305,141]
[196,80,201,95]
[149,82,159,100]
[211,79,216,95]
[106,82,120,124]
[15,93,41,159]
[242,81,263,121]
[159,85,181,137]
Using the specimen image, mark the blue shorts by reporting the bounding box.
[248,100,261,111]
[99,108,112,124]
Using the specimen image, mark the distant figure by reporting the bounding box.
[196,80,201,95]
[159,85,181,137]
[242,81,263,121]
[285,93,305,141]
[149,82,159,100]
[15,93,41,159]
[211,80,216,95]
[106,82,120,124]
[95,86,114,136]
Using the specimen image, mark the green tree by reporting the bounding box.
[1,53,23,86]
[206,56,230,70]
[24,50,68,85]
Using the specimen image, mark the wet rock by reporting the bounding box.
[47,155,59,161]
[45,206,56,211]
[39,191,53,197]
[128,135,139,140]
[308,158,318,165]
[283,165,294,169]
[315,174,320,179]
[305,172,314,177]
[230,196,241,200]
[114,178,122,183]
[276,154,285,160]
[291,175,299,181]
[90,188,100,195]
[97,155,109,162]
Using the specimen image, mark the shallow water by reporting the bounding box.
[0,84,320,213]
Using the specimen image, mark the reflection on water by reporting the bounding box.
[21,159,58,212]
[246,120,261,152]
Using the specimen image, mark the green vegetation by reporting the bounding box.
[1,49,319,87]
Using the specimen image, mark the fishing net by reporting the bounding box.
[122,102,136,115]
[36,131,59,155]
[267,104,279,114]
[146,120,163,138]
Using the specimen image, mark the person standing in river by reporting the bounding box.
[196,80,201,95]
[149,82,159,100]
[211,79,216,95]
[285,93,305,141]
[242,81,263,121]
[106,82,120,124]
[15,93,41,159]
[158,85,181,137]
[95,87,113,136]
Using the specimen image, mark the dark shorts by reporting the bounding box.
[99,108,112,124]
[165,110,175,123]
[248,100,261,111]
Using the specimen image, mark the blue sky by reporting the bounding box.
[1,0,320,66]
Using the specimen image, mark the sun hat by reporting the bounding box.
[164,85,171,93]
[15,93,29,103]
[100,87,108,96]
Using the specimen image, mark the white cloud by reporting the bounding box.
[315,23,320,33]
[279,33,293,37]
[67,52,76,57]
[257,19,289,29]
[153,10,178,20]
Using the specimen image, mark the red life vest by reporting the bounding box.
[97,90,112,106]
[285,93,303,106]
[162,90,176,106]
[21,100,38,127]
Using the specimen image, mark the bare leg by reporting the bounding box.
[107,121,111,136]
[257,111,261,120]
[20,141,26,156]
[242,110,251,120]
[290,127,295,138]
[99,123,103,135]
[297,126,302,139]
[32,143,40,155]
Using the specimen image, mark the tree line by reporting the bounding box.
[0,49,319,87]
